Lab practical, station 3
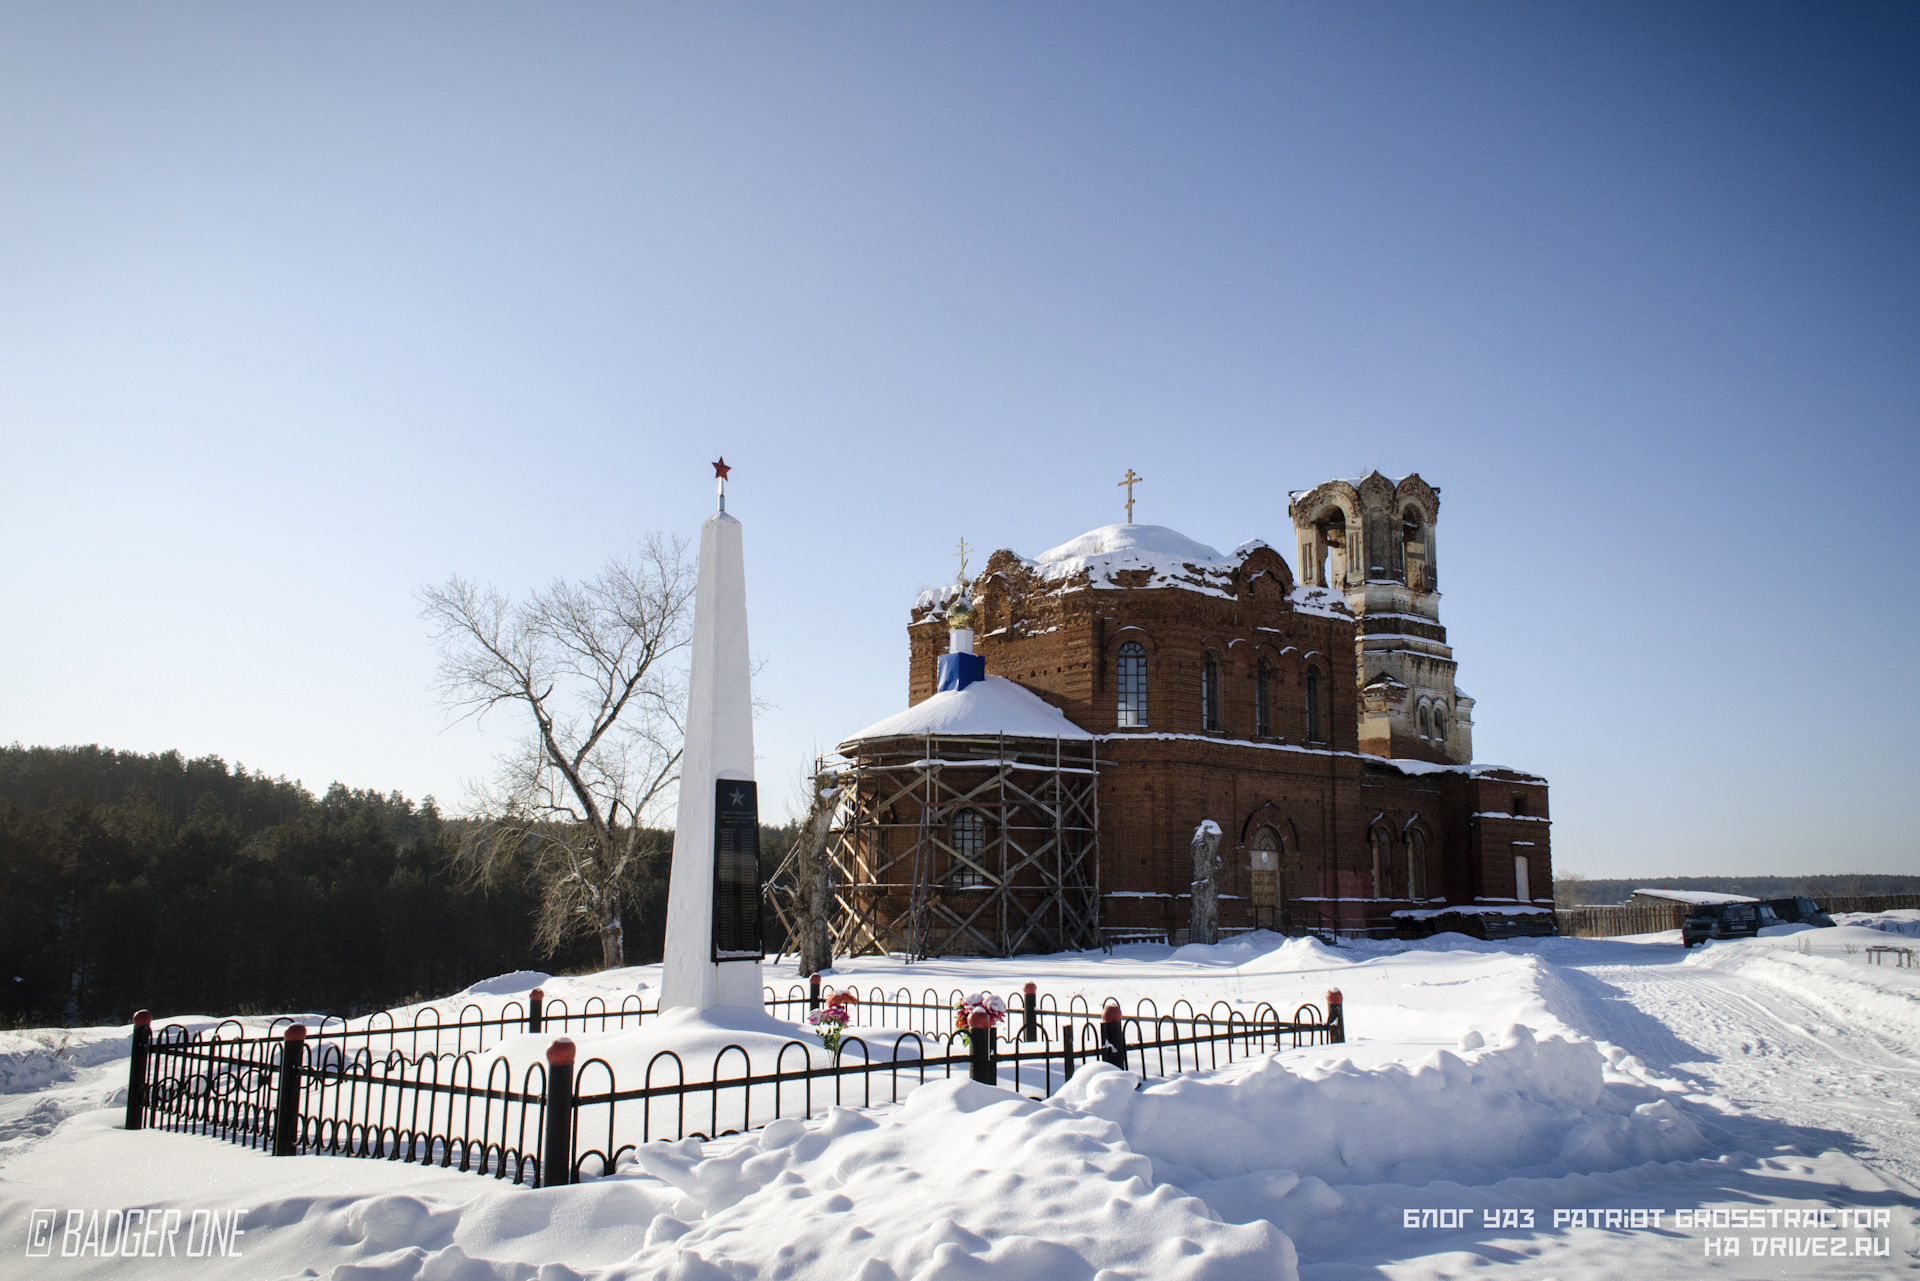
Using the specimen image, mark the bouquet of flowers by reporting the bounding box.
[953,993,1007,1032]
[806,991,857,1055]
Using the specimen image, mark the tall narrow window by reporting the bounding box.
[1255,658,1273,737]
[1117,641,1148,727]
[1417,703,1432,739]
[1370,827,1391,898]
[1201,650,1220,731]
[1408,829,1428,900]
[1513,853,1531,903]
[1433,705,1448,745]
[1403,510,1428,591]
[1305,666,1324,743]
[951,811,986,889]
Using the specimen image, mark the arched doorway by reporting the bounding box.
[1249,825,1281,930]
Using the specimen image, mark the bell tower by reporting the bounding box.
[1288,471,1473,764]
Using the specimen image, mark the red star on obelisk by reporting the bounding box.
[713,457,731,512]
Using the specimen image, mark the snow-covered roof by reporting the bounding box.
[1031,523,1239,595]
[838,676,1095,746]
[1630,888,1758,905]
[912,522,1351,616]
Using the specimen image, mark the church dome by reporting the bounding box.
[1029,523,1238,596]
[1033,523,1230,570]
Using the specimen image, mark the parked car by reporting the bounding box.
[1681,901,1781,947]
[1762,896,1836,928]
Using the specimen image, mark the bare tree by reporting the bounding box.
[419,535,696,969]
[793,767,842,977]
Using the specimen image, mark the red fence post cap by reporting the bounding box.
[1023,981,1037,995]
[1102,1003,1122,1023]
[284,1024,308,1042]
[1326,988,1343,1005]
[530,988,544,1000]
[132,1010,151,1029]
[810,972,822,985]
[546,1037,577,1067]
[969,1010,992,1029]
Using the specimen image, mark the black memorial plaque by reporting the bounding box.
[711,779,763,961]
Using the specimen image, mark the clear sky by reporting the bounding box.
[2,4,1915,877]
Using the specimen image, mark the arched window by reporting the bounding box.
[1370,826,1391,899]
[1402,509,1428,591]
[1201,650,1220,731]
[1433,705,1448,745]
[1305,666,1325,743]
[1407,828,1428,900]
[1417,702,1432,739]
[1255,658,1273,737]
[950,811,987,889]
[1116,642,1148,727]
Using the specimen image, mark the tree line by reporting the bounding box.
[0,744,796,1028]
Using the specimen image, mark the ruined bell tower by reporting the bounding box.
[1288,471,1474,764]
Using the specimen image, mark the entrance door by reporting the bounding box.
[1250,826,1280,930]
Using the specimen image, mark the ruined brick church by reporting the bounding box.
[821,471,1554,955]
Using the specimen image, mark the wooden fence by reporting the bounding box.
[1819,893,1920,915]
[1556,892,1920,938]
[1554,902,1687,938]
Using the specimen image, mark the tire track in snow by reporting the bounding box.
[1573,959,1920,1192]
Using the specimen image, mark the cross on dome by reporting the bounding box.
[1117,468,1144,523]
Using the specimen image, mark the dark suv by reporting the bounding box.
[1762,896,1835,928]
[1681,901,1781,947]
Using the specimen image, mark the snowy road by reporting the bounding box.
[1563,942,1920,1195]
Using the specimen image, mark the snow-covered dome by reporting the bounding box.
[1028,522,1240,597]
[839,676,1094,747]
[1034,523,1232,575]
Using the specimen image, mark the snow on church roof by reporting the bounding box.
[839,676,1095,747]
[1030,523,1237,594]
[911,521,1349,617]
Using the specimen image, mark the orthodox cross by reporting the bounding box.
[1118,468,1144,524]
[953,536,972,582]
[713,457,731,511]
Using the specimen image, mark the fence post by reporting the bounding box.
[1100,1003,1127,1069]
[124,1010,151,1131]
[1020,981,1038,1043]
[1062,1022,1078,1082]
[271,1025,307,1156]
[968,1011,995,1084]
[528,988,543,1034]
[541,1038,576,1188]
[809,972,822,1012]
[1326,989,1344,1044]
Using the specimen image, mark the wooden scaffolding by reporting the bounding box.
[774,733,1100,958]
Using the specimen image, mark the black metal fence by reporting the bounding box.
[127,979,1345,1188]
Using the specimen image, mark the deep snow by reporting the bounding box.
[3,929,1916,1279]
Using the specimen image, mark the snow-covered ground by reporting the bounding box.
[4,927,1916,1279]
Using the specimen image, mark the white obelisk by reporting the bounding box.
[660,460,764,1010]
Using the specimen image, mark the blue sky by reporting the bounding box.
[2,4,1914,876]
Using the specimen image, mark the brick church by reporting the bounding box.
[824,471,1554,955]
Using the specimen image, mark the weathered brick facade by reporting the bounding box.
[839,475,1553,946]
